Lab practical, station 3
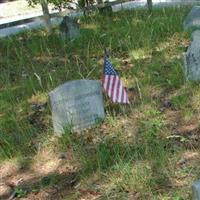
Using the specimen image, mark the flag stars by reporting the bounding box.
[104,59,117,75]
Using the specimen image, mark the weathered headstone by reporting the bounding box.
[59,16,80,40]
[98,4,113,16]
[192,180,200,200]
[183,30,200,81]
[49,80,105,134]
[184,6,200,31]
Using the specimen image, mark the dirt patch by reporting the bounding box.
[0,148,78,200]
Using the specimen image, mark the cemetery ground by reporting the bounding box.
[1,6,200,200]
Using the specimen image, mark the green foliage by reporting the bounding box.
[78,0,85,8]
[41,176,52,186]
[14,188,27,198]
[27,0,71,12]
[170,93,190,109]
[137,108,168,171]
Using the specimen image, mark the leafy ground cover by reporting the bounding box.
[0,6,200,200]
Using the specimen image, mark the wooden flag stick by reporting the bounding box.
[104,48,109,57]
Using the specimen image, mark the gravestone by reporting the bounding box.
[184,6,200,31]
[192,180,200,200]
[49,80,105,134]
[98,4,113,16]
[183,30,200,81]
[59,16,80,40]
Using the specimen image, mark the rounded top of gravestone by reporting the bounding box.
[184,6,200,31]
[59,16,80,40]
[62,16,77,24]
[49,79,100,97]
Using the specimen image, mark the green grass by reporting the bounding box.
[1,6,200,199]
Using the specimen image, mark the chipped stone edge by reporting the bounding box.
[182,52,189,82]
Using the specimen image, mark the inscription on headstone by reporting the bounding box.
[183,30,200,81]
[49,80,105,134]
[184,6,200,31]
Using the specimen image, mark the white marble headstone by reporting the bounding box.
[184,6,200,31]
[49,80,105,134]
[183,30,200,81]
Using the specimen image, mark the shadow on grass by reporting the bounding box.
[0,169,78,200]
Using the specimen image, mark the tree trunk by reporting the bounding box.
[40,0,52,32]
[147,0,152,12]
[85,0,89,7]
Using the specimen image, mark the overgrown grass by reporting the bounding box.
[1,6,200,199]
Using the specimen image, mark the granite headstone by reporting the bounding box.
[49,80,105,134]
[192,180,200,200]
[59,16,80,40]
[184,6,200,31]
[183,30,200,81]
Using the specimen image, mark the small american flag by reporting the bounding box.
[102,56,129,104]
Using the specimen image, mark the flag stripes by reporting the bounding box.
[102,57,129,104]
